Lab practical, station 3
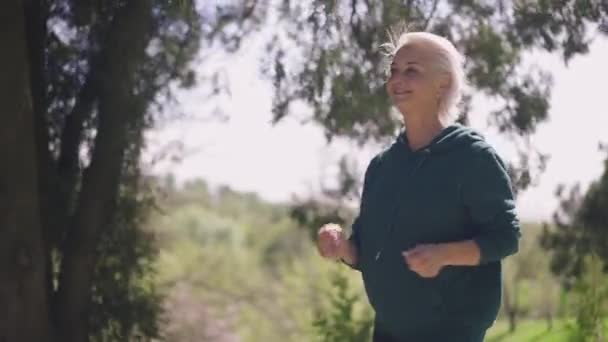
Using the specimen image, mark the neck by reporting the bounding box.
[401,109,446,151]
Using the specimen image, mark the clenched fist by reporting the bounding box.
[317,223,347,261]
[403,244,447,278]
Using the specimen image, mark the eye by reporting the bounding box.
[405,67,418,75]
[389,66,418,78]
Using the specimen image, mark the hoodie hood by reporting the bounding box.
[395,123,485,155]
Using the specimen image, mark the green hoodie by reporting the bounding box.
[349,123,520,341]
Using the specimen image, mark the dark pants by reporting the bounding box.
[372,325,486,342]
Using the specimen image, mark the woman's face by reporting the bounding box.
[386,42,447,116]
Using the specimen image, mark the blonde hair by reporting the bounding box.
[381,29,467,124]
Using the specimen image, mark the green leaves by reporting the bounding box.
[566,254,608,341]
[465,24,519,93]
[511,0,604,62]
[542,153,608,283]
[312,271,373,342]
[151,178,369,341]
[249,0,608,191]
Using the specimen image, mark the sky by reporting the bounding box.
[146,33,608,223]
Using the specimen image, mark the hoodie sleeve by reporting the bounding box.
[462,144,521,265]
[343,155,381,271]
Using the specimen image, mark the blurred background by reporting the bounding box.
[2,1,608,341]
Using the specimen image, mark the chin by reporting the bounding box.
[392,99,411,109]
[392,103,410,116]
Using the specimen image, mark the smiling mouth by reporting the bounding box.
[393,90,412,95]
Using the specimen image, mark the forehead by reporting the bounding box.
[391,42,437,66]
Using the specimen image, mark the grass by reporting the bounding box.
[485,319,570,342]
[485,318,608,342]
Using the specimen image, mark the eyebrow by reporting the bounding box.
[390,61,420,67]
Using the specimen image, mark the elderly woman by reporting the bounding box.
[317,31,520,342]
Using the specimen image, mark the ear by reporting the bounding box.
[436,72,451,96]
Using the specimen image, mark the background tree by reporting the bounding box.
[0,0,205,341]
[541,147,608,285]
[148,177,338,341]
[501,224,561,332]
[211,0,608,235]
[263,0,607,190]
[534,263,561,331]
[566,254,608,342]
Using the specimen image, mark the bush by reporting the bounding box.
[567,254,608,342]
[313,270,374,342]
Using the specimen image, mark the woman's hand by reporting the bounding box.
[317,223,348,260]
[402,244,447,278]
[317,223,358,266]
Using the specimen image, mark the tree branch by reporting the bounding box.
[423,0,439,31]
[24,0,58,314]
[52,73,97,247]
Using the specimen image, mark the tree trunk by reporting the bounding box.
[503,280,518,333]
[508,310,517,333]
[54,1,153,341]
[0,1,52,341]
[24,0,58,316]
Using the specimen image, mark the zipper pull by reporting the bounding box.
[375,250,382,261]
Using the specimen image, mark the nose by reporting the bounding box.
[389,76,410,92]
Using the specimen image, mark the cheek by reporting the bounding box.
[387,77,412,94]
[386,79,398,96]
[417,81,437,99]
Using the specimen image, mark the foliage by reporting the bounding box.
[253,0,607,192]
[486,319,574,342]
[312,270,374,342]
[150,177,371,342]
[567,254,608,342]
[541,152,608,283]
[150,176,608,341]
[88,174,162,341]
[501,224,561,331]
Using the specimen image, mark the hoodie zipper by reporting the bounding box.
[374,148,431,261]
